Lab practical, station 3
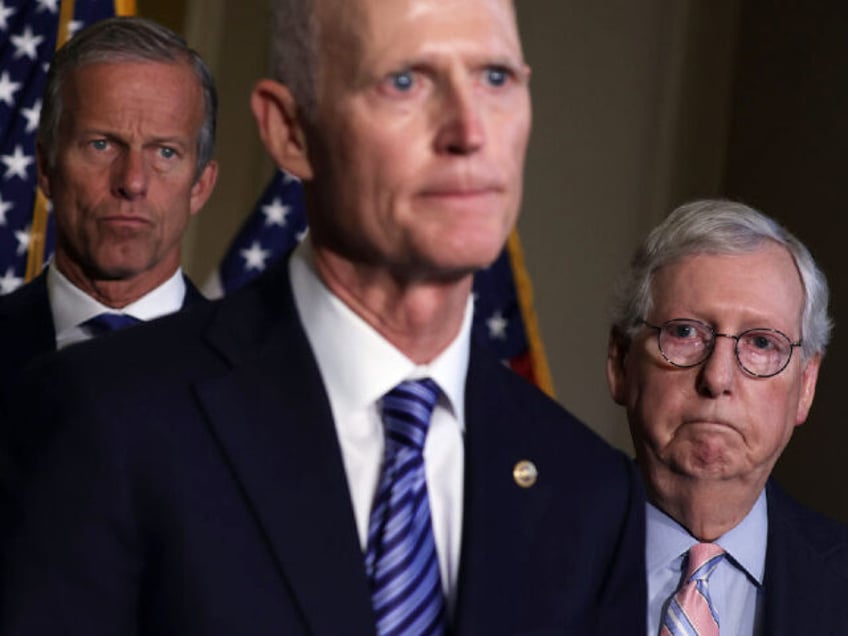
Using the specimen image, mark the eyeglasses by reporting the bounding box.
[642,318,802,378]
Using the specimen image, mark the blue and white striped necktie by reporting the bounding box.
[364,378,447,636]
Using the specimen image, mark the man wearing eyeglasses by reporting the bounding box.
[606,199,848,635]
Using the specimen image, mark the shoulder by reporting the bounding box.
[469,340,624,448]
[16,258,299,418]
[0,275,54,387]
[767,479,848,574]
[0,274,50,321]
[466,339,638,491]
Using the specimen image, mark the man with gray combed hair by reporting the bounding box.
[0,13,218,612]
[607,199,848,635]
[0,16,217,359]
[0,14,217,477]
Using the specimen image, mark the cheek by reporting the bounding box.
[156,186,194,229]
[498,102,531,161]
[628,370,686,443]
[755,387,800,446]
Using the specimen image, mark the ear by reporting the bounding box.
[189,159,218,216]
[606,328,630,405]
[35,144,52,199]
[250,79,313,180]
[795,354,821,425]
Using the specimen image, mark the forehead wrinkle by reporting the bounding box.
[317,0,522,69]
[651,249,805,337]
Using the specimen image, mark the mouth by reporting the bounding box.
[98,214,151,227]
[416,183,504,212]
[682,417,736,432]
[419,188,500,200]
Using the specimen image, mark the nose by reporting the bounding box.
[112,149,148,199]
[434,78,485,155]
[696,334,738,397]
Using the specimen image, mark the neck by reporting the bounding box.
[645,465,766,541]
[54,252,177,309]
[313,248,472,364]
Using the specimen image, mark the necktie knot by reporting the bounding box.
[382,379,440,452]
[685,542,725,582]
[81,312,142,336]
[661,542,726,636]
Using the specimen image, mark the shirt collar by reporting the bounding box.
[646,489,768,585]
[47,262,187,335]
[289,240,470,428]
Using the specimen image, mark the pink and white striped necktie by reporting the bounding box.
[661,542,726,636]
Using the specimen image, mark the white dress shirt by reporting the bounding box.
[646,491,767,636]
[47,263,188,350]
[289,240,469,611]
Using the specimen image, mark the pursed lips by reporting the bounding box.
[417,176,504,202]
[681,416,738,433]
[97,210,152,224]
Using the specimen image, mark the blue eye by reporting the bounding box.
[389,71,415,92]
[159,147,177,159]
[484,66,510,87]
[90,139,108,151]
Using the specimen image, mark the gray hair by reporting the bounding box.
[269,0,319,123]
[38,16,217,181]
[610,199,832,359]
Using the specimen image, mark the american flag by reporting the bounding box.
[207,170,555,394]
[0,0,125,295]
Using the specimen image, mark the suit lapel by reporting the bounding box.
[452,344,552,634]
[193,264,376,635]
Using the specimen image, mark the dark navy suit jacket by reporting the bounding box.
[2,259,646,635]
[760,480,848,634]
[0,271,205,532]
[0,270,205,416]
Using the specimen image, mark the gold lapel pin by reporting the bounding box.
[513,460,538,488]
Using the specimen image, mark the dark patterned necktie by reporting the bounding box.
[662,542,726,636]
[81,312,142,336]
[364,379,447,636]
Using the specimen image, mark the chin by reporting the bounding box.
[429,253,502,280]
[88,256,151,280]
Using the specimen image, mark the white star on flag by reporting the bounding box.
[486,310,508,340]
[0,70,21,107]
[21,99,41,133]
[262,198,290,227]
[0,266,23,294]
[68,20,84,37]
[240,241,272,271]
[0,193,12,225]
[0,1,15,32]
[36,0,58,14]
[1,145,34,181]
[11,26,45,61]
[14,225,30,256]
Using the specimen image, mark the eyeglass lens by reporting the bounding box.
[655,319,794,377]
